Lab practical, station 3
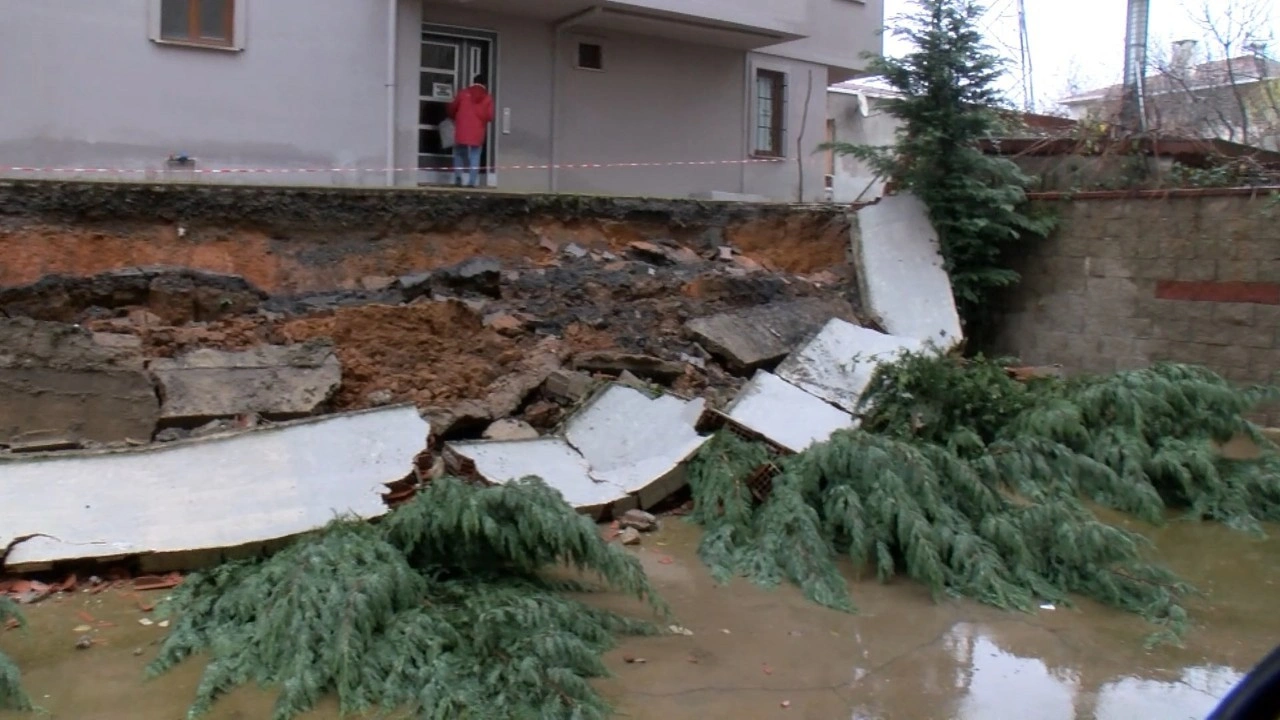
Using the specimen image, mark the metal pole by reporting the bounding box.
[1120,0,1150,132]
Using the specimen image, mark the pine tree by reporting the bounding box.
[147,477,669,720]
[688,353,1280,646]
[823,0,1055,339]
[0,596,29,712]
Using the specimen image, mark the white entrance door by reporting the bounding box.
[418,27,496,187]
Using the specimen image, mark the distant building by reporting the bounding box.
[1058,40,1280,150]
[0,0,886,201]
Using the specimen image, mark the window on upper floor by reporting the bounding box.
[158,0,236,48]
[576,42,604,71]
[753,69,787,157]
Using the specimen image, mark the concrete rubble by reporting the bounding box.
[0,317,159,449]
[0,405,428,572]
[853,193,963,348]
[444,384,708,518]
[720,370,857,453]
[685,298,858,372]
[777,319,924,414]
[148,340,342,424]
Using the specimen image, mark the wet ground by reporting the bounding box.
[1,517,1276,720]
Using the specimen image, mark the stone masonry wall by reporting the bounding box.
[994,189,1280,421]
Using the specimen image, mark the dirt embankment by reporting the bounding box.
[0,181,863,444]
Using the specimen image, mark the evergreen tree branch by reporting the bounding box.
[0,596,30,712]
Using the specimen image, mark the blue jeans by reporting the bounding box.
[453,144,482,187]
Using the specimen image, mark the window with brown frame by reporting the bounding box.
[159,0,235,46]
[753,68,787,157]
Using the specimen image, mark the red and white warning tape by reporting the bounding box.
[1,156,785,175]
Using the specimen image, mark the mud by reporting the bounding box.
[0,181,853,293]
[2,519,1275,720]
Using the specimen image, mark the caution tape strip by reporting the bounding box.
[1,157,786,175]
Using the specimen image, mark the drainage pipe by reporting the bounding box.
[384,0,399,187]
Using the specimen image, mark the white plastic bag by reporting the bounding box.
[438,118,455,151]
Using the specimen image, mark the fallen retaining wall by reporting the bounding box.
[0,180,854,294]
[993,188,1280,421]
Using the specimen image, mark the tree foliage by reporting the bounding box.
[823,0,1055,338]
[147,477,669,720]
[0,596,29,712]
[688,353,1280,646]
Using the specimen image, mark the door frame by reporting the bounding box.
[419,23,500,188]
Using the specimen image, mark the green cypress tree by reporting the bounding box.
[0,596,29,712]
[148,477,670,720]
[824,0,1055,339]
[688,354,1280,647]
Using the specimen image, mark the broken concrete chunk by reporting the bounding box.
[564,385,708,509]
[434,257,502,298]
[0,268,265,324]
[724,371,856,453]
[562,243,589,259]
[776,319,925,414]
[626,241,700,266]
[544,369,595,403]
[619,527,642,545]
[619,509,658,532]
[853,193,963,347]
[0,317,160,446]
[425,338,564,438]
[446,384,708,516]
[397,271,434,301]
[0,405,428,571]
[685,298,853,372]
[573,351,683,384]
[483,418,539,441]
[447,437,634,519]
[149,341,341,424]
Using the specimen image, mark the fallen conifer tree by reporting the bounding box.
[145,477,669,720]
[0,596,28,711]
[688,353,1280,646]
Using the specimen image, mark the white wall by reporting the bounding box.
[828,90,899,202]
[0,0,395,186]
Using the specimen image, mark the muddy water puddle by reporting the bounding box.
[2,519,1276,720]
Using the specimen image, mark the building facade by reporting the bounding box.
[0,0,883,201]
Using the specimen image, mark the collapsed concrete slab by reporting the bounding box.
[853,193,963,348]
[148,341,342,424]
[0,317,160,447]
[776,319,924,414]
[445,438,634,519]
[0,405,428,572]
[685,298,854,371]
[564,385,708,509]
[721,371,856,453]
[444,385,708,517]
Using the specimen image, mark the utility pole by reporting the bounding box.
[1120,0,1150,132]
[1017,0,1035,113]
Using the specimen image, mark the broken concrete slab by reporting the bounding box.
[776,319,924,414]
[148,340,341,424]
[543,369,596,404]
[424,337,565,438]
[685,298,855,372]
[433,257,502,298]
[723,371,856,453]
[444,384,707,517]
[564,385,709,509]
[853,193,963,348]
[0,317,160,447]
[446,437,634,519]
[572,351,684,383]
[0,405,428,572]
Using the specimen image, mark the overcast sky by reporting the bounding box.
[880,0,1280,112]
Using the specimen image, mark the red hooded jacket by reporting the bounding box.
[447,84,494,147]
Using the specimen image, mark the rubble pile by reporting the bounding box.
[0,233,863,453]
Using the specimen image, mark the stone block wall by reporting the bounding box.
[994,189,1280,421]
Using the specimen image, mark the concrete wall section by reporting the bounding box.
[761,0,884,80]
[827,91,898,202]
[993,192,1280,421]
[0,0,395,186]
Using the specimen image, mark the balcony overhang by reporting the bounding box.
[424,0,804,50]
[580,3,803,50]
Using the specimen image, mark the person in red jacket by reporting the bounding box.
[447,74,495,188]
